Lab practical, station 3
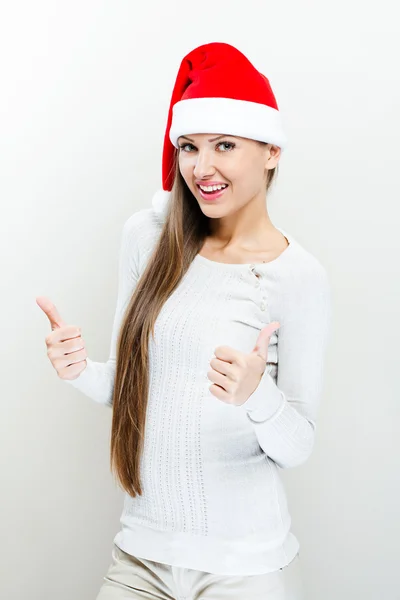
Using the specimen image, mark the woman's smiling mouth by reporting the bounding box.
[196,183,229,201]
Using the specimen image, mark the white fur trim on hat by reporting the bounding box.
[169,97,287,150]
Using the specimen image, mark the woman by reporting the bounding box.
[47,42,332,598]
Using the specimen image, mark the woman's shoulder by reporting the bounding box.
[121,204,164,254]
[123,204,162,234]
[120,205,163,274]
[278,227,331,292]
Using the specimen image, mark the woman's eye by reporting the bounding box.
[218,142,235,151]
[179,143,194,152]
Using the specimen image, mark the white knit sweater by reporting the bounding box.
[65,201,332,576]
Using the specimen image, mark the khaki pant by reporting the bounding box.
[95,543,305,599]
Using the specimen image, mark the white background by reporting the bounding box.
[1,1,399,598]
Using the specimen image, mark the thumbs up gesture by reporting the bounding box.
[207,322,280,406]
[36,296,88,380]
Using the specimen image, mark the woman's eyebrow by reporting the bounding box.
[179,135,235,143]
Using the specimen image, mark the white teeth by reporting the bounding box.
[199,184,228,192]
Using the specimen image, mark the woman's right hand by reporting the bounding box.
[36,296,88,380]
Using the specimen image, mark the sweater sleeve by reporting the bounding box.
[236,261,332,468]
[63,212,144,405]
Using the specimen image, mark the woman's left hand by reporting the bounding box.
[207,322,281,406]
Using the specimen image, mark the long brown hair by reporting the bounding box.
[110,143,279,497]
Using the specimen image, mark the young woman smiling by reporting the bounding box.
[41,41,331,599]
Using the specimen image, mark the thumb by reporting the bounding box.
[252,322,280,362]
[36,296,67,331]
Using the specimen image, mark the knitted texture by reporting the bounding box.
[65,206,332,576]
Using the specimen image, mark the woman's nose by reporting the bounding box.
[193,151,215,179]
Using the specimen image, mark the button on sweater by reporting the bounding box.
[65,201,332,576]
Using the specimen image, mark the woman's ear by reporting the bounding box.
[265,144,281,170]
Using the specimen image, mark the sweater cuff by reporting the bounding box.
[236,368,285,422]
[63,357,95,388]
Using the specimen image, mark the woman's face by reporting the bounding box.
[177,133,280,215]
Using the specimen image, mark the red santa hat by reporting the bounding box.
[152,42,287,218]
